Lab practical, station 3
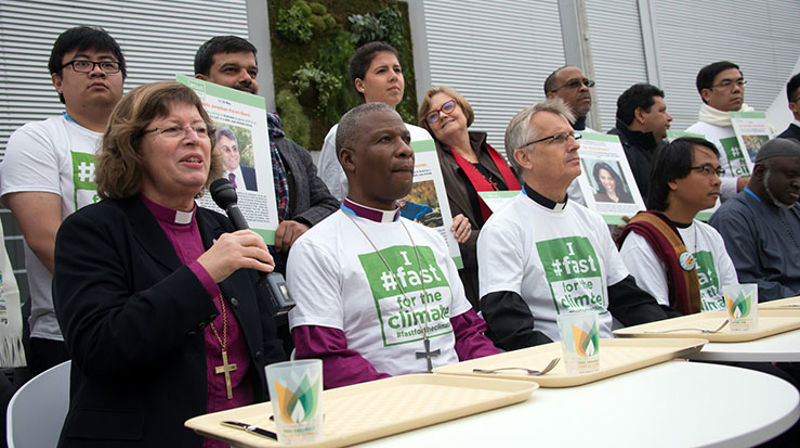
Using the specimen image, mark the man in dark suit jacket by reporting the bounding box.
[195,36,338,273]
[778,73,800,141]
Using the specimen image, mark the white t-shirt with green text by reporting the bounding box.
[477,193,629,341]
[620,220,738,312]
[0,114,102,341]
[287,210,472,375]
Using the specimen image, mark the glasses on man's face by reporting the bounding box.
[520,131,582,149]
[426,99,457,124]
[62,59,122,74]
[550,78,595,92]
[690,164,725,177]
[711,79,746,89]
[144,124,210,140]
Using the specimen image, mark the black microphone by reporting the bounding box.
[210,178,295,316]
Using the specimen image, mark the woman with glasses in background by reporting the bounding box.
[418,86,520,308]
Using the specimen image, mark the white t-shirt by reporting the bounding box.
[620,220,738,312]
[0,114,102,340]
[287,209,472,375]
[685,121,738,200]
[317,123,433,201]
[477,193,629,341]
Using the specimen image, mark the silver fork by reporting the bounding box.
[643,320,729,334]
[472,357,560,376]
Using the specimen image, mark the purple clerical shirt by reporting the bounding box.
[142,196,253,448]
[292,198,499,389]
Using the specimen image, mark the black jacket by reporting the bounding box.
[53,197,285,447]
[609,119,660,203]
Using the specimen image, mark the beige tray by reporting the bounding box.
[185,374,536,448]
[432,338,705,388]
[760,295,800,309]
[614,309,800,342]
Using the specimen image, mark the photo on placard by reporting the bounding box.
[741,134,770,163]
[215,123,256,191]
[582,159,635,204]
[400,179,442,228]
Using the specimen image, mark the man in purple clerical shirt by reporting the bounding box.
[285,103,499,389]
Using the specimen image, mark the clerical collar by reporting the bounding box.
[141,195,196,225]
[522,184,568,211]
[744,187,762,203]
[341,198,400,223]
[573,116,587,131]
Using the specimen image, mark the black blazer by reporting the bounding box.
[53,197,286,447]
[240,165,258,191]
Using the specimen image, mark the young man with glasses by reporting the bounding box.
[710,138,800,302]
[0,26,126,374]
[544,65,597,206]
[778,73,800,141]
[476,99,674,351]
[686,61,752,201]
[619,137,737,314]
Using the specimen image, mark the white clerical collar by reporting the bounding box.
[341,197,400,223]
[793,119,800,128]
[141,194,196,225]
[522,184,568,211]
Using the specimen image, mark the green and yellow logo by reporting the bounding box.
[571,320,599,357]
[725,290,752,320]
[273,375,321,424]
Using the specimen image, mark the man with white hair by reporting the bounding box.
[710,138,800,301]
[477,99,674,351]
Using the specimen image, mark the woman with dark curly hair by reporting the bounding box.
[593,162,633,204]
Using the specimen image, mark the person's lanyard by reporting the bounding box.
[449,143,520,221]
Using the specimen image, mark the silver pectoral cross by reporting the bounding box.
[416,339,441,373]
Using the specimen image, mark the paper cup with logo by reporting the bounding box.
[265,359,323,444]
[723,284,758,332]
[556,310,600,374]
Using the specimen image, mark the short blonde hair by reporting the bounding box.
[417,85,475,136]
[96,81,221,199]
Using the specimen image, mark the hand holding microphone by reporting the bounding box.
[209,178,295,315]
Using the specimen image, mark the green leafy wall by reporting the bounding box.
[267,0,418,151]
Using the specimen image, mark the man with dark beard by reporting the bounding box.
[710,138,800,301]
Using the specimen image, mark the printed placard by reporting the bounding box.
[358,244,454,346]
[575,133,646,225]
[478,190,521,213]
[730,111,773,174]
[401,139,463,268]
[177,74,278,244]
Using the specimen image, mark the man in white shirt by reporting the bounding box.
[287,103,498,389]
[0,26,126,374]
[477,98,674,351]
[686,61,751,200]
[619,137,738,314]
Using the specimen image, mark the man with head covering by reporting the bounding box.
[709,138,800,301]
[286,103,498,389]
[477,99,675,351]
[619,137,738,314]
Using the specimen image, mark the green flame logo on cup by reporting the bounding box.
[571,320,599,357]
[273,374,321,424]
[725,290,752,320]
